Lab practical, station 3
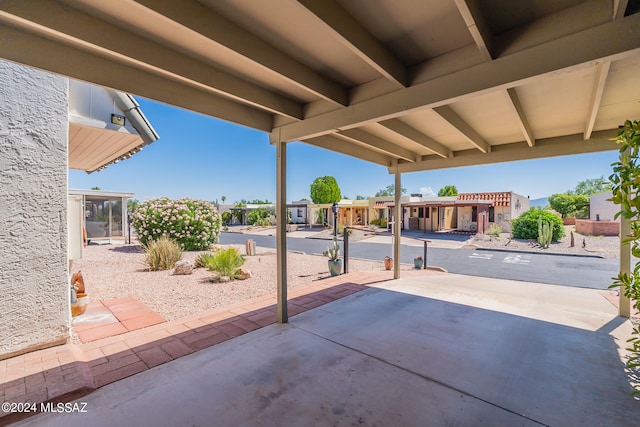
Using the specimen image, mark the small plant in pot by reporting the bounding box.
[323,238,342,276]
[414,255,423,270]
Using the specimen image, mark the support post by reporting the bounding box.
[394,165,401,279]
[619,213,631,318]
[423,240,428,270]
[343,227,349,274]
[275,135,288,323]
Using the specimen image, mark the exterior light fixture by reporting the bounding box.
[111,114,126,126]
[331,202,340,237]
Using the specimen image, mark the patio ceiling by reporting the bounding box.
[1,0,639,173]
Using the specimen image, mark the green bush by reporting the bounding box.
[204,247,245,277]
[143,236,182,271]
[132,197,221,251]
[194,252,215,268]
[246,207,276,226]
[512,208,564,241]
[221,211,233,225]
[488,223,502,237]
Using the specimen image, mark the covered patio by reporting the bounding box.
[19,272,638,426]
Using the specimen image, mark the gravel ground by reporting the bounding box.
[71,243,413,323]
[468,225,622,259]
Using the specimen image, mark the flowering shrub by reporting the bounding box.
[132,197,221,251]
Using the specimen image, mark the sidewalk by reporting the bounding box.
[0,270,443,424]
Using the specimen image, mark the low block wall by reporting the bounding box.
[563,218,576,225]
[575,219,619,236]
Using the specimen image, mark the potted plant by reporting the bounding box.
[323,238,342,276]
[384,256,393,270]
[414,255,423,270]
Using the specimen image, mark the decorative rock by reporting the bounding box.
[235,268,252,280]
[219,276,231,283]
[173,261,193,275]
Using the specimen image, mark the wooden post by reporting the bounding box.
[343,227,349,274]
[394,166,401,279]
[275,135,288,323]
[423,240,428,269]
[619,214,631,318]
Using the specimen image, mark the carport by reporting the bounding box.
[2,0,636,321]
[2,1,639,419]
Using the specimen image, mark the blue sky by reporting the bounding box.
[69,98,620,203]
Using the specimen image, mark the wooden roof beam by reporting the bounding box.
[276,14,640,142]
[305,135,393,167]
[378,119,452,158]
[506,88,535,147]
[338,129,419,162]
[297,0,406,87]
[454,0,493,61]
[0,2,304,119]
[584,62,611,140]
[109,0,349,106]
[433,106,490,153]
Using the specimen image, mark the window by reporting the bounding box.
[297,208,303,217]
[472,206,495,222]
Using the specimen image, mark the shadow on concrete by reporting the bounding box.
[14,279,639,426]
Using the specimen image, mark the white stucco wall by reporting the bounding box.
[0,61,70,358]
[590,191,619,221]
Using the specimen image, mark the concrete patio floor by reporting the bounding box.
[16,274,639,426]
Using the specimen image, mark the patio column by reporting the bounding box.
[619,212,631,318]
[394,164,401,279]
[273,132,288,323]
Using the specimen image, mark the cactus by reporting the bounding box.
[323,238,340,261]
[537,219,552,248]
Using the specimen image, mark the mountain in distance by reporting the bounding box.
[529,197,549,209]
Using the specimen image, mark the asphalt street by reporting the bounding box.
[219,232,620,290]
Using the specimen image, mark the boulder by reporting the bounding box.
[173,261,193,275]
[235,268,252,280]
[219,275,231,283]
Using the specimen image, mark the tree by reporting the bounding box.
[127,199,140,215]
[221,195,226,203]
[310,176,341,226]
[570,176,612,196]
[548,193,589,218]
[437,185,458,196]
[374,184,406,197]
[310,176,341,204]
[355,195,368,200]
[91,186,100,191]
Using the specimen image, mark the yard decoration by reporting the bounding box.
[414,255,424,269]
[324,238,342,276]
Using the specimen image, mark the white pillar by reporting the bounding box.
[394,165,401,279]
[619,214,631,318]
[274,134,288,323]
